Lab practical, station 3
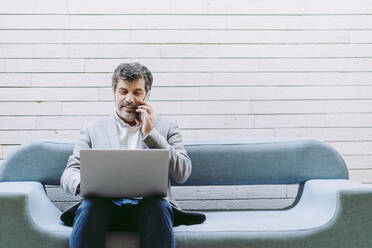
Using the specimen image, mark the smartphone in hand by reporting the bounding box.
[136,91,150,121]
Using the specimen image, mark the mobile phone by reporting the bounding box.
[136,91,150,120]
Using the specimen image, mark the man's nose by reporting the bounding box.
[125,93,136,103]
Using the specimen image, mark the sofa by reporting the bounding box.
[1,138,372,248]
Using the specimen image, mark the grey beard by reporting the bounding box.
[116,106,136,122]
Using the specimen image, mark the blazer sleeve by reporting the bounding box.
[143,120,192,184]
[60,124,91,196]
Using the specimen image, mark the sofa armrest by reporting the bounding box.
[292,179,372,229]
[300,179,372,206]
[0,182,70,247]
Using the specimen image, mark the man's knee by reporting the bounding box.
[75,198,109,221]
[141,197,172,210]
[139,197,173,220]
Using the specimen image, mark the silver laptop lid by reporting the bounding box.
[80,149,170,198]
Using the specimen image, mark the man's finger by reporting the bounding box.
[136,108,146,114]
[137,105,152,114]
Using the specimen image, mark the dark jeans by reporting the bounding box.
[70,197,175,248]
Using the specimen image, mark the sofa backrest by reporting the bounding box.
[0,140,74,185]
[177,139,348,186]
[0,139,348,186]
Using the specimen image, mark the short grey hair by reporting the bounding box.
[112,62,153,93]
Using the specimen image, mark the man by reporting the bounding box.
[60,62,205,248]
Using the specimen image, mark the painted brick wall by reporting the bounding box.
[1,0,371,210]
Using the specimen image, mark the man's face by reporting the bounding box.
[114,77,147,123]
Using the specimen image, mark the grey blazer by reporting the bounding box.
[60,114,192,208]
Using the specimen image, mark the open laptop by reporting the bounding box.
[79,149,170,198]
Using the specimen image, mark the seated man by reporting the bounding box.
[60,62,202,248]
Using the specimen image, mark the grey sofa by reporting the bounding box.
[1,138,372,248]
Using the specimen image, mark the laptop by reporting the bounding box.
[79,149,170,198]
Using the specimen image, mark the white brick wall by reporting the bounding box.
[1,0,372,209]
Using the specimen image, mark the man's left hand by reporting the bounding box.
[136,101,154,137]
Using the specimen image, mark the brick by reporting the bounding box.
[0,15,68,29]
[173,115,254,129]
[344,155,372,169]
[154,72,212,86]
[0,130,78,145]
[274,127,372,142]
[254,114,326,128]
[0,30,64,43]
[0,88,104,101]
[208,30,349,43]
[69,15,146,29]
[0,59,6,72]
[146,15,227,29]
[226,15,369,29]
[330,141,372,155]
[199,86,359,100]
[62,102,113,115]
[180,128,274,139]
[36,116,101,129]
[68,0,172,14]
[0,45,4,58]
[349,169,372,184]
[351,30,372,43]
[0,102,62,115]
[68,44,161,58]
[31,73,111,87]
[176,101,251,115]
[4,44,67,58]
[358,86,372,99]
[252,100,372,114]
[169,0,206,14]
[327,113,372,127]
[6,59,84,72]
[65,30,133,43]
[0,0,67,14]
[0,73,31,86]
[0,116,37,129]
